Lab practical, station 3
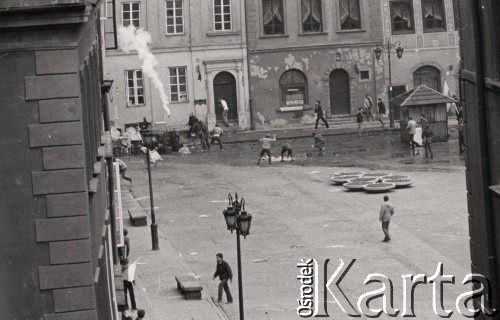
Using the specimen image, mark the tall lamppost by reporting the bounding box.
[374,39,406,128]
[141,130,160,251]
[222,193,253,320]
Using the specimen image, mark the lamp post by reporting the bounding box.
[374,39,406,128]
[141,130,160,251]
[222,193,253,320]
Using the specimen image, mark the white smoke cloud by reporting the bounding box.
[117,25,171,117]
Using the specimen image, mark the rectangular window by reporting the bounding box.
[390,0,415,34]
[422,0,446,32]
[166,0,184,34]
[169,67,188,102]
[214,0,232,31]
[263,0,284,35]
[360,70,370,80]
[339,0,361,30]
[301,0,322,32]
[122,2,140,28]
[125,70,145,106]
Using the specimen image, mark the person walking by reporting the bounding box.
[406,117,421,155]
[219,98,230,127]
[212,253,233,304]
[210,124,224,150]
[121,258,137,311]
[257,133,276,165]
[377,98,386,130]
[458,118,465,154]
[356,108,364,137]
[118,228,130,262]
[364,94,374,122]
[314,100,329,129]
[312,132,326,153]
[422,125,434,159]
[379,196,395,242]
[280,141,293,161]
[116,158,132,183]
[193,120,210,151]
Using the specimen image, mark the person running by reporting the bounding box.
[257,133,276,165]
[314,100,329,129]
[219,98,230,127]
[280,141,293,162]
[210,124,224,150]
[422,125,434,159]
[379,196,395,242]
[364,94,374,122]
[312,132,325,152]
[356,108,364,137]
[377,98,386,130]
[213,253,233,304]
[116,158,132,183]
[406,117,421,155]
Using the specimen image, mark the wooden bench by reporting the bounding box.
[128,208,147,226]
[175,275,203,300]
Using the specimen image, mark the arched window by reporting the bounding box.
[279,69,308,107]
[413,66,441,92]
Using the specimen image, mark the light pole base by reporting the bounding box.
[151,223,160,251]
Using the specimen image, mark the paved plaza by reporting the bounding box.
[118,129,472,319]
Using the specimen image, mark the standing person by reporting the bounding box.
[364,94,374,122]
[212,253,233,304]
[210,124,224,150]
[379,196,395,242]
[406,117,421,155]
[422,125,434,159]
[312,132,325,152]
[193,120,210,151]
[121,258,137,311]
[314,100,329,129]
[377,98,386,130]
[458,118,465,154]
[257,133,276,165]
[280,141,293,162]
[219,98,230,127]
[186,112,198,138]
[356,108,364,137]
[116,158,132,183]
[118,228,131,262]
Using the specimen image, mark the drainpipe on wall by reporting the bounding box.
[243,0,254,130]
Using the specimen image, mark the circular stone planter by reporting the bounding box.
[363,182,396,192]
[334,171,365,177]
[362,172,393,181]
[343,182,375,190]
[331,175,362,184]
[382,178,414,187]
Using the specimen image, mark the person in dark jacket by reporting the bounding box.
[422,125,434,159]
[186,113,198,137]
[356,108,364,137]
[212,253,233,303]
[377,98,386,130]
[314,100,329,129]
[193,120,210,150]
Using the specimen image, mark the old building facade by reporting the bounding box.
[104,0,251,131]
[380,0,460,102]
[245,0,385,128]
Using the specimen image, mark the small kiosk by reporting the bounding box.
[390,85,456,143]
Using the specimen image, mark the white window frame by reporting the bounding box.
[125,70,145,107]
[213,0,232,31]
[122,2,140,28]
[169,67,188,102]
[166,0,184,34]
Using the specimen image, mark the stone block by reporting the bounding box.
[29,122,83,147]
[53,286,96,313]
[44,310,97,320]
[36,50,78,75]
[32,169,86,195]
[25,74,79,100]
[36,216,90,242]
[46,192,89,218]
[39,98,81,123]
[43,145,85,170]
[49,239,91,264]
[38,263,93,290]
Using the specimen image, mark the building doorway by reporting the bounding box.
[214,71,238,123]
[413,66,441,92]
[329,69,351,115]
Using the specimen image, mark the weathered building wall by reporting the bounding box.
[105,0,250,131]
[0,1,117,319]
[245,0,384,127]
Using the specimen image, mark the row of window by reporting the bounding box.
[121,0,449,36]
[126,67,187,106]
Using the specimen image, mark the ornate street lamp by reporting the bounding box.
[222,193,253,320]
[141,130,160,251]
[374,40,407,128]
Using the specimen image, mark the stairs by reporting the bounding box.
[326,114,355,126]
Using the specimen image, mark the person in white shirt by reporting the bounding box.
[219,98,230,127]
[406,117,421,154]
[210,124,224,150]
[363,94,374,122]
[257,134,276,165]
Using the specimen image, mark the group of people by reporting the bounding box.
[406,114,434,159]
[187,113,225,151]
[355,94,387,137]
